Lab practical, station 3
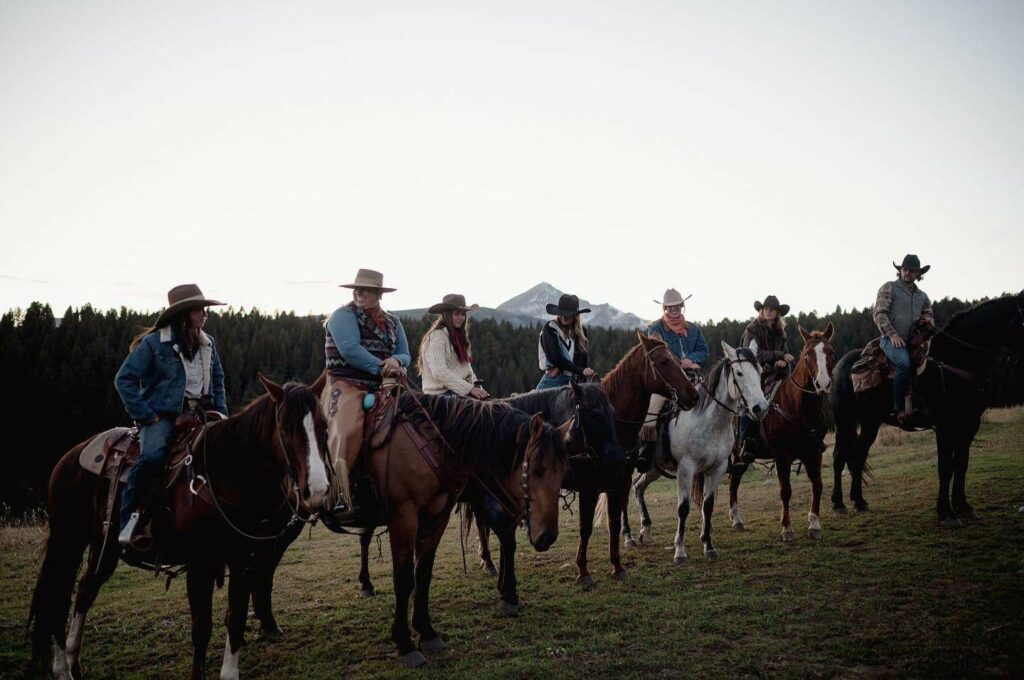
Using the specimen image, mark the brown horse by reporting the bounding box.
[728,324,836,541]
[28,375,330,680]
[367,393,570,667]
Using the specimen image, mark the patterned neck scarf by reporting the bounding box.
[663,312,688,337]
[364,304,388,332]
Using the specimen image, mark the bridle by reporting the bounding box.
[698,353,760,417]
[786,342,832,396]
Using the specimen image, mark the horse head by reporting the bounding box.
[636,332,700,409]
[257,373,331,514]
[796,322,836,395]
[521,413,570,552]
[721,341,769,420]
[565,381,625,468]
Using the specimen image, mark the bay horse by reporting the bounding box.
[630,342,768,562]
[28,375,330,680]
[831,292,1024,524]
[363,393,569,667]
[463,381,623,614]
[729,324,836,541]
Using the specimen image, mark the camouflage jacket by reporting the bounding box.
[873,279,934,341]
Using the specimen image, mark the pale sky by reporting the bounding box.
[2,0,1021,323]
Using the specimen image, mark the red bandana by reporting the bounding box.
[663,312,688,337]
[365,305,388,332]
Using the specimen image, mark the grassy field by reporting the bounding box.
[3,409,1023,678]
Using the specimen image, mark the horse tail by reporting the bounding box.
[28,445,94,668]
[691,473,705,506]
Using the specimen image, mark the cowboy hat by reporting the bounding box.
[893,254,930,275]
[154,284,224,328]
[753,295,790,316]
[339,268,396,293]
[653,288,692,307]
[428,293,480,314]
[546,294,591,317]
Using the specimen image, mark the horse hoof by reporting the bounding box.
[259,624,285,641]
[833,506,848,515]
[854,503,869,513]
[941,516,962,528]
[420,636,446,655]
[397,651,428,668]
[955,509,980,521]
[498,600,521,617]
[576,574,595,587]
[704,549,719,561]
[673,555,687,566]
[483,563,498,577]
[611,569,628,581]
[732,522,746,532]
[360,588,376,599]
[624,537,637,548]
[808,528,822,540]
[781,529,795,543]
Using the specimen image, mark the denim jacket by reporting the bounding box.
[114,327,227,425]
[647,318,709,365]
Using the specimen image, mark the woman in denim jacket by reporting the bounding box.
[114,284,227,546]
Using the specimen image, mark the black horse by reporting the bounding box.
[831,291,1024,524]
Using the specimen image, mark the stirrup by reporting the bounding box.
[118,512,153,552]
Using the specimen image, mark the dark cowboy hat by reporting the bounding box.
[428,293,480,314]
[154,284,224,328]
[339,268,396,293]
[753,295,790,316]
[893,254,930,275]
[546,293,591,317]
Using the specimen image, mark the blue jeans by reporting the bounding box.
[879,336,912,411]
[120,417,177,528]
[536,372,571,390]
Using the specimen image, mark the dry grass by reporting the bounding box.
[981,405,1024,424]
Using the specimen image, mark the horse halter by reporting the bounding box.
[272,403,323,528]
[715,354,759,416]
[643,344,681,406]
[788,344,828,396]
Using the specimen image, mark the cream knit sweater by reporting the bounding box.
[420,327,478,396]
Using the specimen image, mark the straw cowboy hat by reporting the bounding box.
[893,254,931,275]
[339,268,396,293]
[546,294,591,317]
[428,293,480,314]
[753,295,790,316]
[154,284,224,328]
[654,288,692,307]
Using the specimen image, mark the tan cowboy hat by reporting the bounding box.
[753,295,790,316]
[154,284,224,328]
[654,288,692,307]
[339,268,396,293]
[428,293,480,314]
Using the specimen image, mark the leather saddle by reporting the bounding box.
[851,321,933,394]
[78,412,225,485]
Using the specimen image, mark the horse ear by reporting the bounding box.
[720,340,736,359]
[570,380,584,401]
[311,369,327,394]
[529,412,545,440]
[798,325,811,342]
[258,373,285,403]
[747,337,759,353]
[637,330,650,347]
[823,322,835,340]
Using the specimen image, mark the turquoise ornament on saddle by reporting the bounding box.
[362,392,376,411]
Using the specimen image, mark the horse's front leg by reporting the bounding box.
[411,513,453,656]
[358,529,376,598]
[477,512,497,577]
[632,469,661,546]
[606,476,630,580]
[952,417,982,520]
[777,457,795,542]
[804,451,824,540]
[934,425,958,525]
[850,419,880,512]
[575,487,598,586]
[701,463,728,559]
[494,523,520,615]
[251,521,301,639]
[728,466,748,530]
[220,559,252,680]
[673,466,693,565]
[388,510,422,667]
[186,561,218,680]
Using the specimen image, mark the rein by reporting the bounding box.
[612,344,685,426]
[699,355,758,417]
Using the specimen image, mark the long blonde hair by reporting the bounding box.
[757,309,787,331]
[557,314,588,353]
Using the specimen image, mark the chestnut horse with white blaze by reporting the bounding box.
[729,324,836,542]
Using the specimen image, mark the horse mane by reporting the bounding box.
[501,386,569,417]
[204,382,316,461]
[601,341,647,396]
[943,295,1014,331]
[399,393,564,473]
[693,346,756,414]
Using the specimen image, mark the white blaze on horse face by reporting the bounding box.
[813,343,831,392]
[303,413,329,507]
[221,635,240,680]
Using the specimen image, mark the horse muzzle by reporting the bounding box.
[532,530,558,552]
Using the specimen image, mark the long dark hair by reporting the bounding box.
[129,309,201,354]
[417,311,472,374]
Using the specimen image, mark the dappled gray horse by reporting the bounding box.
[629,342,767,563]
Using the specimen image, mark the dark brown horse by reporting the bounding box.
[28,376,330,680]
[831,292,1024,523]
[364,393,569,667]
[728,324,836,541]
